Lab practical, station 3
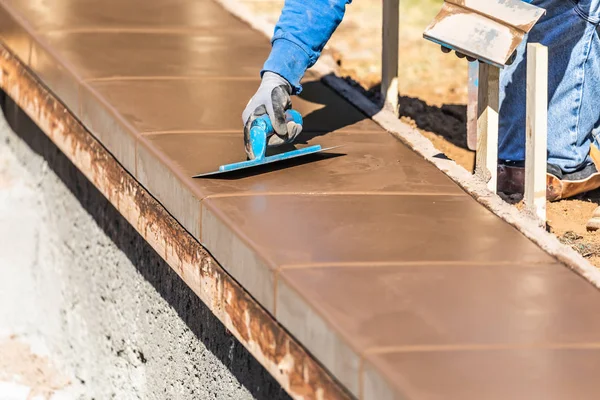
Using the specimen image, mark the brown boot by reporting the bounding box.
[497,162,525,195]
[546,165,600,201]
[496,161,559,200]
[547,143,600,201]
[497,144,600,201]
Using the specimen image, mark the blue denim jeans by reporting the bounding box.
[499,0,600,173]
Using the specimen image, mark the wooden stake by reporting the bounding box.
[382,0,399,116]
[525,43,548,225]
[476,62,500,192]
[467,62,478,151]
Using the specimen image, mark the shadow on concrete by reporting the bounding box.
[296,79,374,142]
[300,77,469,152]
[0,92,291,400]
[196,151,345,180]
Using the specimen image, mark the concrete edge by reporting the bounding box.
[214,0,600,290]
[0,44,354,400]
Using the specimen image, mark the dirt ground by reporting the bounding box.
[240,0,600,267]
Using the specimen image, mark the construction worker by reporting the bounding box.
[497,0,600,201]
[242,0,600,201]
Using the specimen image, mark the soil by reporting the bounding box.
[547,195,600,265]
[239,0,600,267]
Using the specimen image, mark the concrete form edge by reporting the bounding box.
[215,0,600,290]
[0,45,354,400]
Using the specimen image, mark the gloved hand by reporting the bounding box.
[440,45,517,65]
[241,72,303,157]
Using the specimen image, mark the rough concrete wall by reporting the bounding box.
[0,93,291,400]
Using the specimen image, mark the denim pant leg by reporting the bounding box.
[498,0,600,173]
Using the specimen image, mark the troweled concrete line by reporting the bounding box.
[1,0,600,399]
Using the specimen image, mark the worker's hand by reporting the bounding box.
[242,72,303,152]
[440,45,517,65]
[441,45,477,62]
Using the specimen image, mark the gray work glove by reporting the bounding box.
[241,72,303,156]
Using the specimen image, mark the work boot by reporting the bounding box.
[497,144,600,201]
[497,160,526,196]
[496,161,565,201]
[546,163,600,201]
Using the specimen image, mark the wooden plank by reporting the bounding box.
[467,61,478,151]
[382,0,399,116]
[525,43,548,225]
[475,62,500,191]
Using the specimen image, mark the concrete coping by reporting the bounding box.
[2,1,600,399]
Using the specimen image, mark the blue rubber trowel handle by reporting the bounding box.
[248,109,303,161]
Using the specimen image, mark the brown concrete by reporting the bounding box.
[366,348,600,400]
[84,78,382,133]
[1,0,600,399]
[38,31,270,79]
[279,263,600,357]
[2,0,245,31]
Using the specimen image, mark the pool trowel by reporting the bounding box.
[193,110,337,177]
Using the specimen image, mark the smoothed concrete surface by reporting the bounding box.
[0,96,290,400]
